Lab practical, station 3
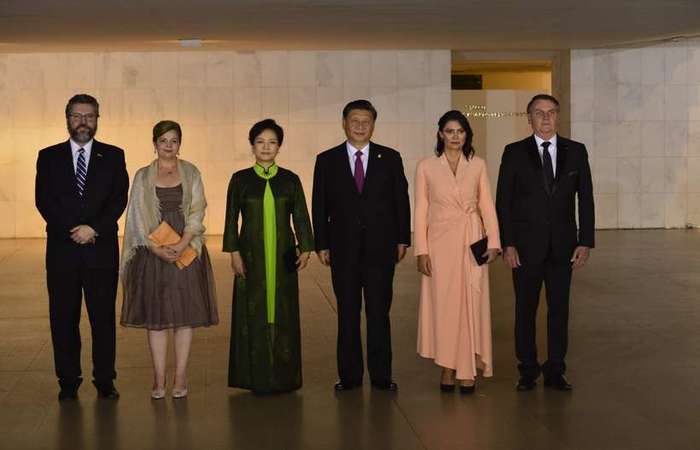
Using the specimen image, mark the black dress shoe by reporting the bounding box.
[544,375,573,391]
[93,381,120,399]
[334,381,362,391]
[58,389,79,401]
[371,381,398,391]
[516,377,537,391]
[58,378,82,401]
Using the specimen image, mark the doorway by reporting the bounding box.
[451,57,555,192]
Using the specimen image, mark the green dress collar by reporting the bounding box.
[254,163,278,179]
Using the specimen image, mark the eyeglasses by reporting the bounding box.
[68,113,99,122]
[532,110,558,119]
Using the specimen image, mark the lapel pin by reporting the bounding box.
[378,153,382,159]
[97,153,103,157]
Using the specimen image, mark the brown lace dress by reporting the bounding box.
[121,185,219,330]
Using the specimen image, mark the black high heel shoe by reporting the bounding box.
[440,369,457,392]
[440,383,455,392]
[459,382,476,394]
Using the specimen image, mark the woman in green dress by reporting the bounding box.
[224,119,314,394]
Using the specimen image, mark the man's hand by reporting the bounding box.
[570,246,590,269]
[317,249,331,266]
[503,246,521,269]
[70,225,96,245]
[230,251,246,278]
[397,244,408,263]
[417,254,432,277]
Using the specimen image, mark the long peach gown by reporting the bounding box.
[414,154,501,380]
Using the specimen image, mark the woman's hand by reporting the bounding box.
[150,245,179,263]
[417,254,432,277]
[230,251,246,278]
[482,248,500,264]
[296,251,311,271]
[165,240,189,259]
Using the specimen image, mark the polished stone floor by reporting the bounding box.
[0,230,699,450]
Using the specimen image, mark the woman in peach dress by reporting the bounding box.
[414,110,501,393]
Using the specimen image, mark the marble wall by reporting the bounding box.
[0,50,451,237]
[570,40,700,228]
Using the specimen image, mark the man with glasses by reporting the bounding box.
[35,94,129,400]
[312,100,411,392]
[496,94,595,392]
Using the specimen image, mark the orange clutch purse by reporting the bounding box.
[148,221,197,269]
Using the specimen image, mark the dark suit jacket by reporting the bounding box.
[35,140,129,271]
[496,135,594,264]
[312,142,411,266]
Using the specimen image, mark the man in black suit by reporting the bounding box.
[35,94,129,400]
[312,100,411,391]
[496,94,594,392]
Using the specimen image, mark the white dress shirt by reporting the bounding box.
[70,139,94,174]
[346,141,369,176]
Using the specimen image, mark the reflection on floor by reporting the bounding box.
[0,230,699,450]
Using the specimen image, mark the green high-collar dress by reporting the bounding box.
[223,164,314,393]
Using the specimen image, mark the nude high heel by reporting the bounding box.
[151,381,166,400]
[172,387,188,399]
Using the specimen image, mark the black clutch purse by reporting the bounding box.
[470,236,488,266]
[283,247,299,273]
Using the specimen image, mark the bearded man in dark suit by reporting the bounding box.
[35,94,129,401]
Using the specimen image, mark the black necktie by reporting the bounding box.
[541,141,554,192]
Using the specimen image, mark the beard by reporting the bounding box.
[67,122,97,144]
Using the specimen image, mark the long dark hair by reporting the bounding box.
[435,110,475,159]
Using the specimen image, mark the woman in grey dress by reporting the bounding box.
[121,120,218,399]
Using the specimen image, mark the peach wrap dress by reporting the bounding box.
[414,154,501,380]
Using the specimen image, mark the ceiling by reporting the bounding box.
[1,0,699,52]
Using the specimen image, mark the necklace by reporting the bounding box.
[159,161,177,175]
